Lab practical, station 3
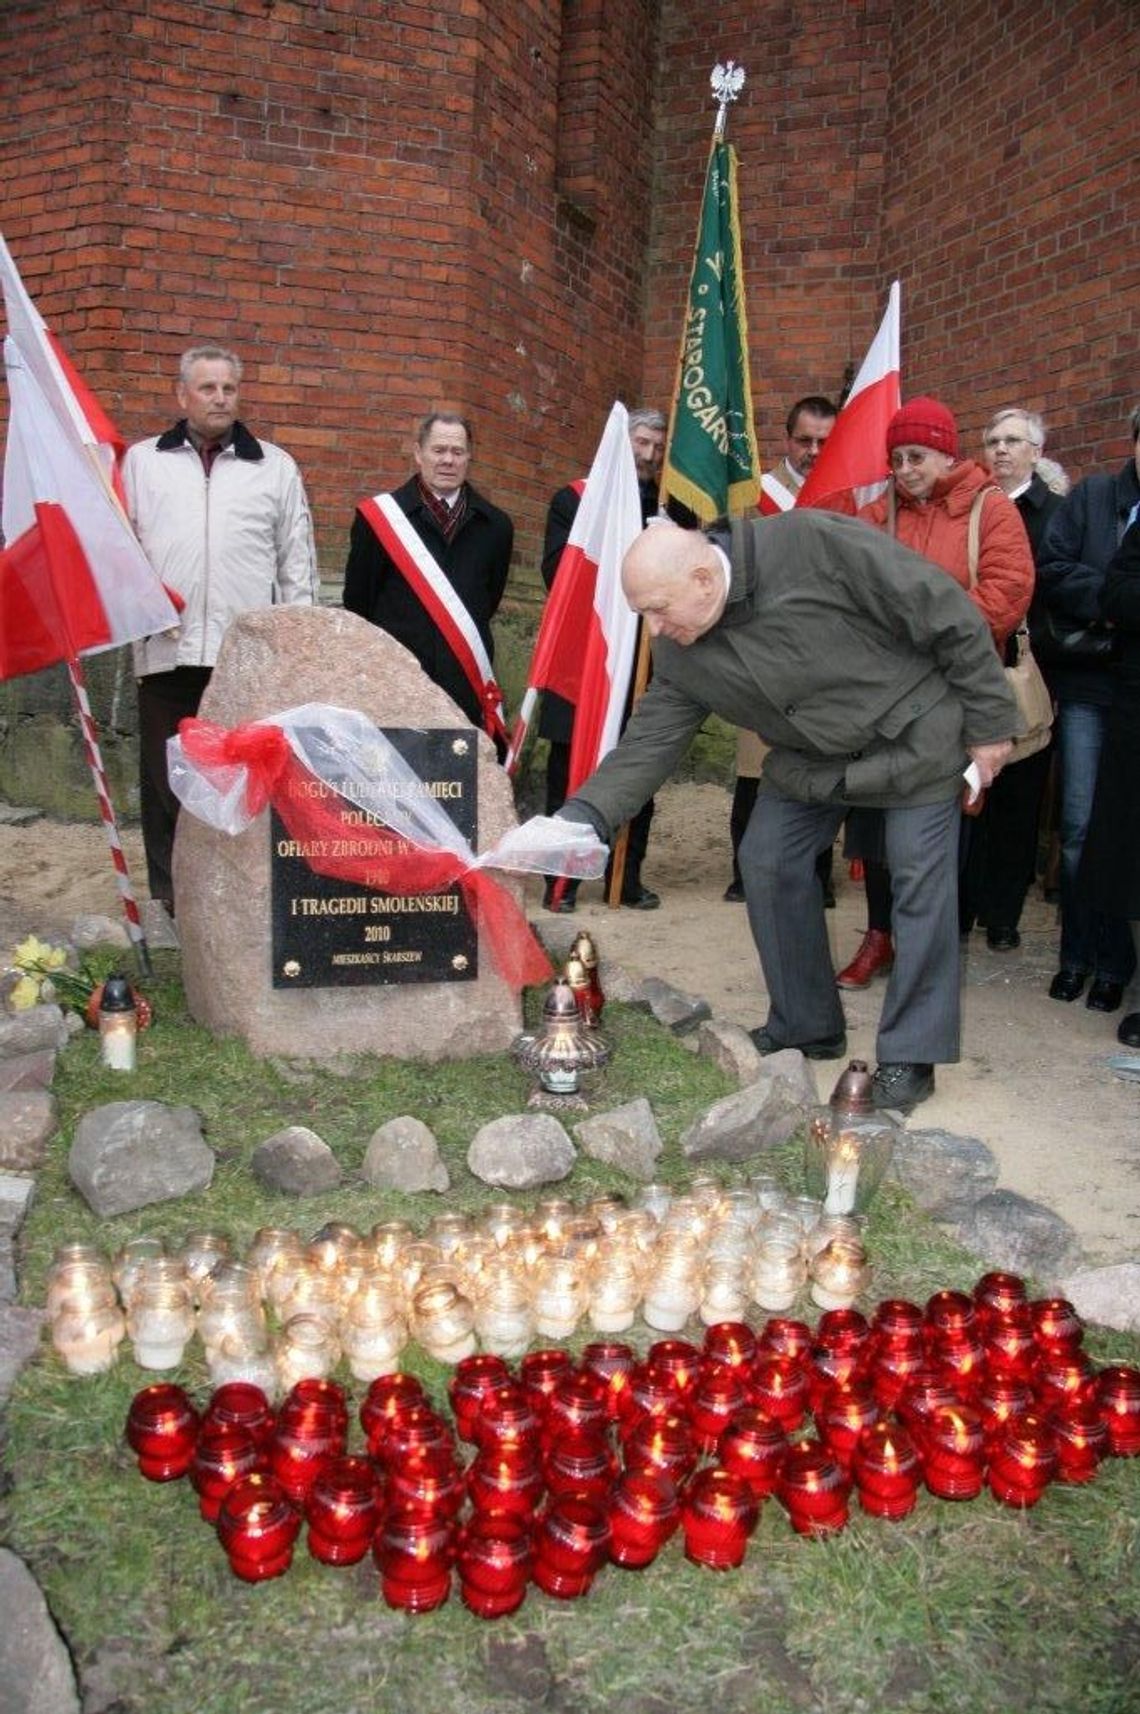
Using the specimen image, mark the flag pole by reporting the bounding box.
[65,652,154,980]
[608,60,751,908]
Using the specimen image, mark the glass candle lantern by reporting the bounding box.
[587,1247,642,1334]
[189,1420,262,1522]
[641,1241,702,1333]
[981,1301,1037,1381]
[127,1277,196,1370]
[581,1341,636,1422]
[1030,1297,1084,1357]
[269,1390,346,1505]
[359,1372,427,1456]
[803,1081,896,1215]
[717,1406,788,1498]
[473,1258,535,1358]
[978,1374,1033,1449]
[245,1226,305,1298]
[375,1507,455,1612]
[810,1238,871,1312]
[374,1403,454,1476]
[339,1279,407,1383]
[777,1440,850,1537]
[97,973,137,1071]
[818,1378,881,1471]
[852,1422,921,1519]
[531,1251,587,1341]
[896,1370,964,1452]
[687,1365,748,1455]
[703,1321,758,1373]
[544,1371,609,1446]
[177,1230,233,1295]
[457,1511,533,1618]
[532,1495,611,1599]
[274,1313,341,1393]
[52,1299,126,1375]
[987,1412,1057,1507]
[757,1317,813,1363]
[410,1277,477,1364]
[125,1382,200,1481]
[1095,1365,1140,1456]
[1035,1351,1096,1413]
[467,1447,545,1518]
[217,1472,301,1582]
[749,1354,809,1433]
[973,1270,1028,1330]
[511,978,611,1106]
[923,1404,986,1500]
[607,1469,680,1568]
[519,1348,574,1422]
[1049,1396,1108,1484]
[111,1235,167,1305]
[45,1250,115,1319]
[681,1468,759,1570]
[623,1411,699,1488]
[475,1379,541,1457]
[448,1353,512,1443]
[749,1239,806,1314]
[699,1253,751,1326]
[544,1428,618,1505]
[203,1381,275,1449]
[646,1338,702,1399]
[306,1455,383,1564]
[623,1362,684,1435]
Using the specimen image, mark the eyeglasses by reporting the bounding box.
[983,435,1034,450]
[791,435,829,449]
[889,449,936,469]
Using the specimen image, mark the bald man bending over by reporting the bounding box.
[556,513,1018,1113]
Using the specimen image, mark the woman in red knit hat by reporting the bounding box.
[835,397,1034,1009]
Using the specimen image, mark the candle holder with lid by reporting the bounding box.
[511,979,611,1111]
[803,1060,896,1216]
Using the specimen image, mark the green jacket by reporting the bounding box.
[565,509,1020,835]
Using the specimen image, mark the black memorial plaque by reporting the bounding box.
[270,728,479,989]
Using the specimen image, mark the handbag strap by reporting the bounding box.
[966,484,1034,660]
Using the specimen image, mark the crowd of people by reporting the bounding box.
[123,344,1140,1108]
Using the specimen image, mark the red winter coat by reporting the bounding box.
[859,460,1034,650]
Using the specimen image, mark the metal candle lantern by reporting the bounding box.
[803,1060,896,1215]
[512,979,611,1110]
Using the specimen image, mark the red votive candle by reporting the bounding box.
[717,1406,788,1498]
[456,1511,532,1618]
[203,1381,275,1449]
[217,1472,301,1582]
[375,1506,454,1611]
[387,1446,466,1522]
[475,1381,541,1456]
[305,1454,383,1564]
[467,1447,545,1517]
[359,1373,427,1454]
[581,1341,637,1421]
[806,1344,867,1418]
[448,1352,512,1443]
[816,1307,872,1351]
[1030,1297,1084,1357]
[623,1410,699,1487]
[872,1298,926,1346]
[646,1338,702,1398]
[125,1383,200,1482]
[281,1377,349,1437]
[981,1303,1038,1381]
[687,1365,748,1455]
[681,1467,758,1569]
[973,1271,1028,1330]
[818,1378,880,1471]
[987,1412,1057,1507]
[852,1422,921,1520]
[1049,1397,1108,1484]
[1035,1351,1096,1413]
[545,1429,618,1504]
[777,1440,850,1536]
[375,1404,453,1474]
[979,1374,1034,1449]
[757,1316,813,1363]
[928,1327,986,1396]
[519,1348,575,1423]
[923,1404,986,1500]
[750,1355,809,1433]
[896,1370,964,1452]
[269,1396,346,1506]
[624,1362,684,1433]
[702,1322,758,1373]
[870,1343,927,1412]
[607,1470,680,1567]
[532,1495,611,1599]
[924,1290,977,1341]
[544,1372,609,1447]
[1096,1365,1140,1456]
[190,1420,261,1521]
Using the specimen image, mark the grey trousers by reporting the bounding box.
[740,789,962,1065]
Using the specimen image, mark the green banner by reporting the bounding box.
[661,140,760,522]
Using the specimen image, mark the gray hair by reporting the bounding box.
[417,411,473,448]
[628,407,667,435]
[1036,456,1071,496]
[984,407,1045,448]
[179,345,242,384]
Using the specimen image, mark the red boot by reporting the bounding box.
[836,928,894,990]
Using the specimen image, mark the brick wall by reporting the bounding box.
[0,0,1136,597]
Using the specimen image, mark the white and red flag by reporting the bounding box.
[505,401,642,782]
[796,279,901,513]
[0,231,179,680]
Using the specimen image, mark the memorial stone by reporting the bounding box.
[175,608,528,1060]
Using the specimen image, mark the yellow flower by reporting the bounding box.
[11,936,68,975]
[9,974,41,1011]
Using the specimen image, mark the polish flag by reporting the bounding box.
[505,403,642,780]
[0,233,179,681]
[796,280,901,513]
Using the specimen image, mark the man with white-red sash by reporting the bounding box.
[343,411,514,755]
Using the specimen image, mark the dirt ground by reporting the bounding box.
[0,780,1137,1263]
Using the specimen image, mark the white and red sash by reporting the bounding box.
[358,491,508,746]
[758,468,799,515]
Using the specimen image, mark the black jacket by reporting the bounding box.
[343,476,513,729]
[1037,460,1140,706]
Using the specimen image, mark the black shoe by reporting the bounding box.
[871,1062,935,1113]
[723,879,746,903]
[1087,977,1125,1013]
[543,880,578,915]
[749,1026,847,1061]
[986,926,1021,952]
[621,883,660,910]
[1118,1013,1140,1048]
[1049,968,1086,1003]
